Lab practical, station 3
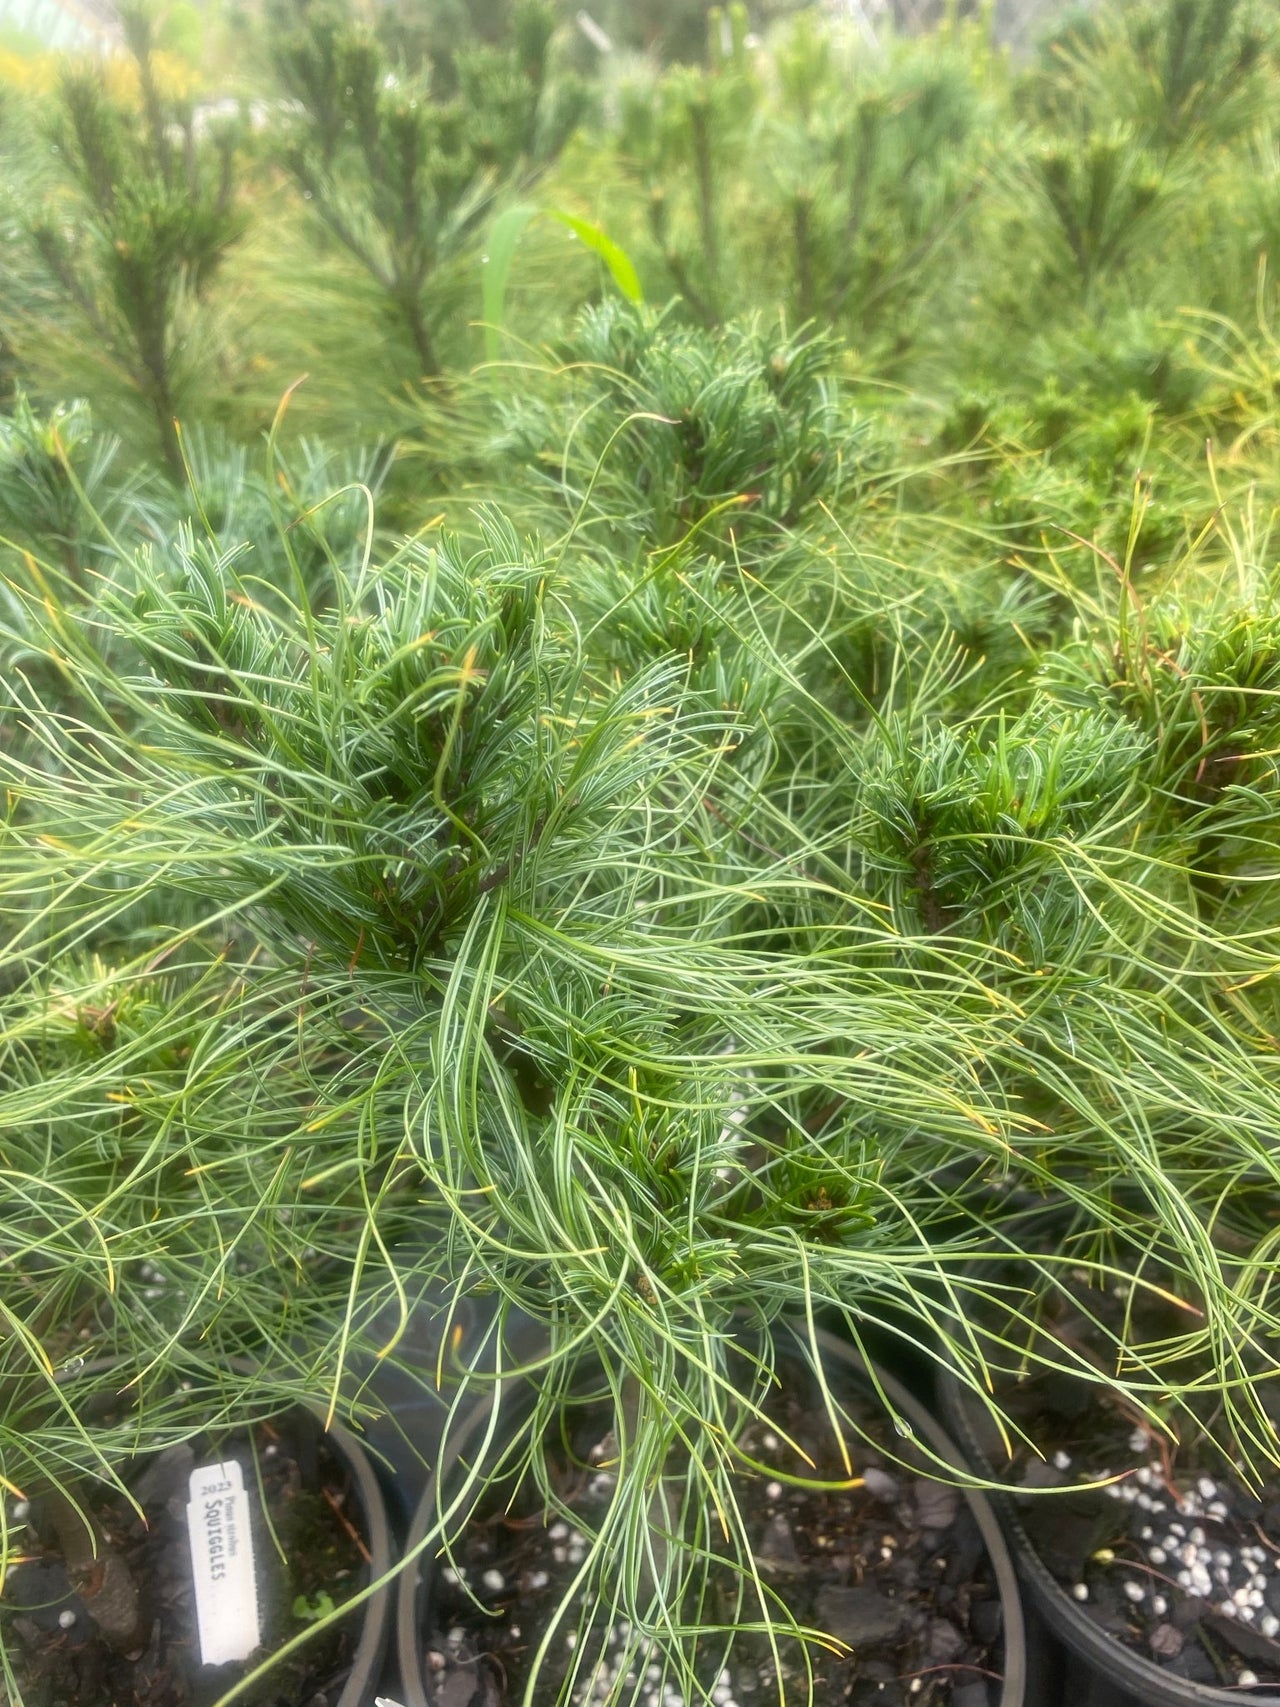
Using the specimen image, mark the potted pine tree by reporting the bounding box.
[5,297,1280,1705]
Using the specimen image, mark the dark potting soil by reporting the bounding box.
[965,1265,1280,1693]
[419,1359,1005,1707]
[3,1412,368,1707]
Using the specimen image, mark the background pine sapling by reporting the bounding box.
[14,5,245,481]
[268,0,590,382]
[614,8,757,325]
[1039,0,1275,154]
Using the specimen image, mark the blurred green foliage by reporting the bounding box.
[7,2,1280,1700]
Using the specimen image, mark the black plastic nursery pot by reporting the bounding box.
[937,1357,1280,1707]
[2,1358,393,1707]
[395,1326,1027,1707]
[345,1262,548,1530]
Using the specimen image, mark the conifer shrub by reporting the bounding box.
[8,0,1280,1696]
[491,301,874,555]
[0,394,150,588]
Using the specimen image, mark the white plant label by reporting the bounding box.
[186,1459,262,1666]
